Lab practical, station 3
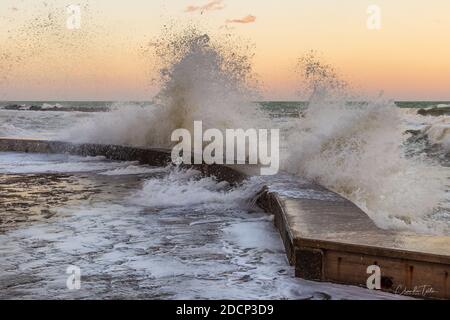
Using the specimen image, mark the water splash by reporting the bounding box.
[284,53,449,234]
[130,167,263,210]
[64,26,266,147]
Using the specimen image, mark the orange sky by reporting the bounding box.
[1,0,450,101]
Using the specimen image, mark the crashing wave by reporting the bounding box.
[63,27,267,147]
[282,53,449,233]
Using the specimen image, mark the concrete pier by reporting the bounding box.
[1,137,449,299]
[257,179,450,299]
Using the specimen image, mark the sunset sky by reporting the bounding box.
[1,0,450,101]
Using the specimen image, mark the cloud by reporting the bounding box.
[185,0,225,13]
[226,15,256,24]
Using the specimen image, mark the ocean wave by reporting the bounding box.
[422,118,450,151]
[282,54,449,234]
[405,114,450,157]
[0,123,33,137]
[130,167,262,210]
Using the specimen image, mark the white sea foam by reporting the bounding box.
[41,103,63,109]
[0,123,33,137]
[0,147,410,300]
[422,117,450,151]
[397,108,450,154]
[0,196,403,299]
[130,167,262,210]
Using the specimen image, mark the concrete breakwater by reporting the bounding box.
[0,138,449,299]
[0,138,245,184]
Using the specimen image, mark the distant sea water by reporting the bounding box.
[1,100,449,121]
[2,100,449,109]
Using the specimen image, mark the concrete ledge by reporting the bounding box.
[1,138,449,299]
[257,179,450,299]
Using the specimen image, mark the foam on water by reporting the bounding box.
[0,158,405,299]
[422,118,450,152]
[0,202,404,299]
[130,167,263,210]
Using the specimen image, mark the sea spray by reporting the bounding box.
[63,27,267,147]
[0,1,104,97]
[63,28,449,234]
[129,167,263,210]
[284,53,448,233]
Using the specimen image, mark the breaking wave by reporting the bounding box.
[63,27,266,147]
[130,167,262,210]
[283,54,449,233]
[421,117,450,152]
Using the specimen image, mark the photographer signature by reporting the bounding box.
[394,284,437,297]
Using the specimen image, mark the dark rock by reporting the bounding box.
[1,104,110,112]
[405,129,421,136]
[3,104,22,110]
[417,107,450,116]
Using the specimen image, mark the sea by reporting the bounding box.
[0,100,448,299]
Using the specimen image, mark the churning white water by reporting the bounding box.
[0,153,404,299]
